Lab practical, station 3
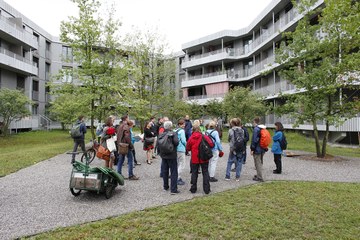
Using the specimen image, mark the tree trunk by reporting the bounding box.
[321,120,330,158]
[90,99,95,140]
[321,95,332,158]
[312,120,321,157]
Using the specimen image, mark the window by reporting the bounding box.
[45,62,50,80]
[33,32,39,43]
[17,76,25,90]
[32,80,39,91]
[32,104,38,115]
[62,67,73,83]
[33,57,39,68]
[62,46,73,62]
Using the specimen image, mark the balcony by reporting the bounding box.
[0,15,38,49]
[183,93,226,105]
[182,8,298,68]
[181,72,227,88]
[0,47,38,75]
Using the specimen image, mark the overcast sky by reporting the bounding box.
[5,0,273,52]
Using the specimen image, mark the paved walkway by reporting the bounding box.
[0,143,359,239]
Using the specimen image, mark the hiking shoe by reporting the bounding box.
[236,178,240,182]
[171,190,180,195]
[177,178,185,185]
[252,176,264,182]
[129,175,140,180]
[225,177,230,181]
[209,177,218,182]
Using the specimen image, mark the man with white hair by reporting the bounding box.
[158,120,180,195]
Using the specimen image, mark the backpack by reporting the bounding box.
[205,130,216,146]
[70,123,83,138]
[198,135,213,160]
[242,126,249,143]
[96,123,104,137]
[233,128,245,153]
[259,128,271,149]
[279,133,287,150]
[157,131,175,154]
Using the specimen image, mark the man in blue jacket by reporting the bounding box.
[250,117,266,182]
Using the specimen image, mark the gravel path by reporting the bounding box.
[1,143,359,239]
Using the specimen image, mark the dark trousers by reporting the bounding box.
[161,158,178,193]
[190,162,210,194]
[274,154,282,173]
[71,138,86,161]
[132,149,137,164]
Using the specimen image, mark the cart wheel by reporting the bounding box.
[104,178,117,199]
[81,149,96,164]
[70,188,82,196]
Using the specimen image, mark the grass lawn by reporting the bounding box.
[0,130,72,177]
[25,181,360,239]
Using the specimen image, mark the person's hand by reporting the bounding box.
[218,151,224,158]
[250,151,254,156]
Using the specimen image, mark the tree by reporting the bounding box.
[223,87,267,125]
[275,0,360,157]
[51,0,127,139]
[205,99,225,120]
[0,88,32,136]
[122,27,176,130]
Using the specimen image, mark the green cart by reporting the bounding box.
[69,153,124,199]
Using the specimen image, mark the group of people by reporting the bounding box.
[70,114,286,195]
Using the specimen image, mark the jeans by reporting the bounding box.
[190,162,210,194]
[208,150,219,178]
[177,152,186,179]
[117,150,134,177]
[71,138,86,161]
[161,158,178,193]
[226,152,243,179]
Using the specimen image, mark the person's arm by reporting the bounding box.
[213,131,223,151]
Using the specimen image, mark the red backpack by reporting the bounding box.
[259,128,271,149]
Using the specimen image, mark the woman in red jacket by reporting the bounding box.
[186,126,214,194]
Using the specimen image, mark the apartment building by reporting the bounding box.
[178,0,359,144]
[0,0,74,132]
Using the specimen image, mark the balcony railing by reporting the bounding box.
[0,46,33,65]
[184,93,226,101]
[183,8,298,64]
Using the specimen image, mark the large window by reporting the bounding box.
[62,46,73,62]
[17,76,25,90]
[45,62,50,81]
[62,67,73,83]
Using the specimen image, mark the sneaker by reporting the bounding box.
[163,188,169,192]
[171,190,180,195]
[225,177,230,181]
[177,178,185,185]
[129,175,140,180]
[236,178,240,182]
[209,177,218,182]
[273,170,281,174]
[135,162,142,165]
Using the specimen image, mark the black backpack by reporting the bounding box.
[279,133,287,150]
[198,135,213,160]
[157,131,175,154]
[205,130,216,145]
[233,128,245,153]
